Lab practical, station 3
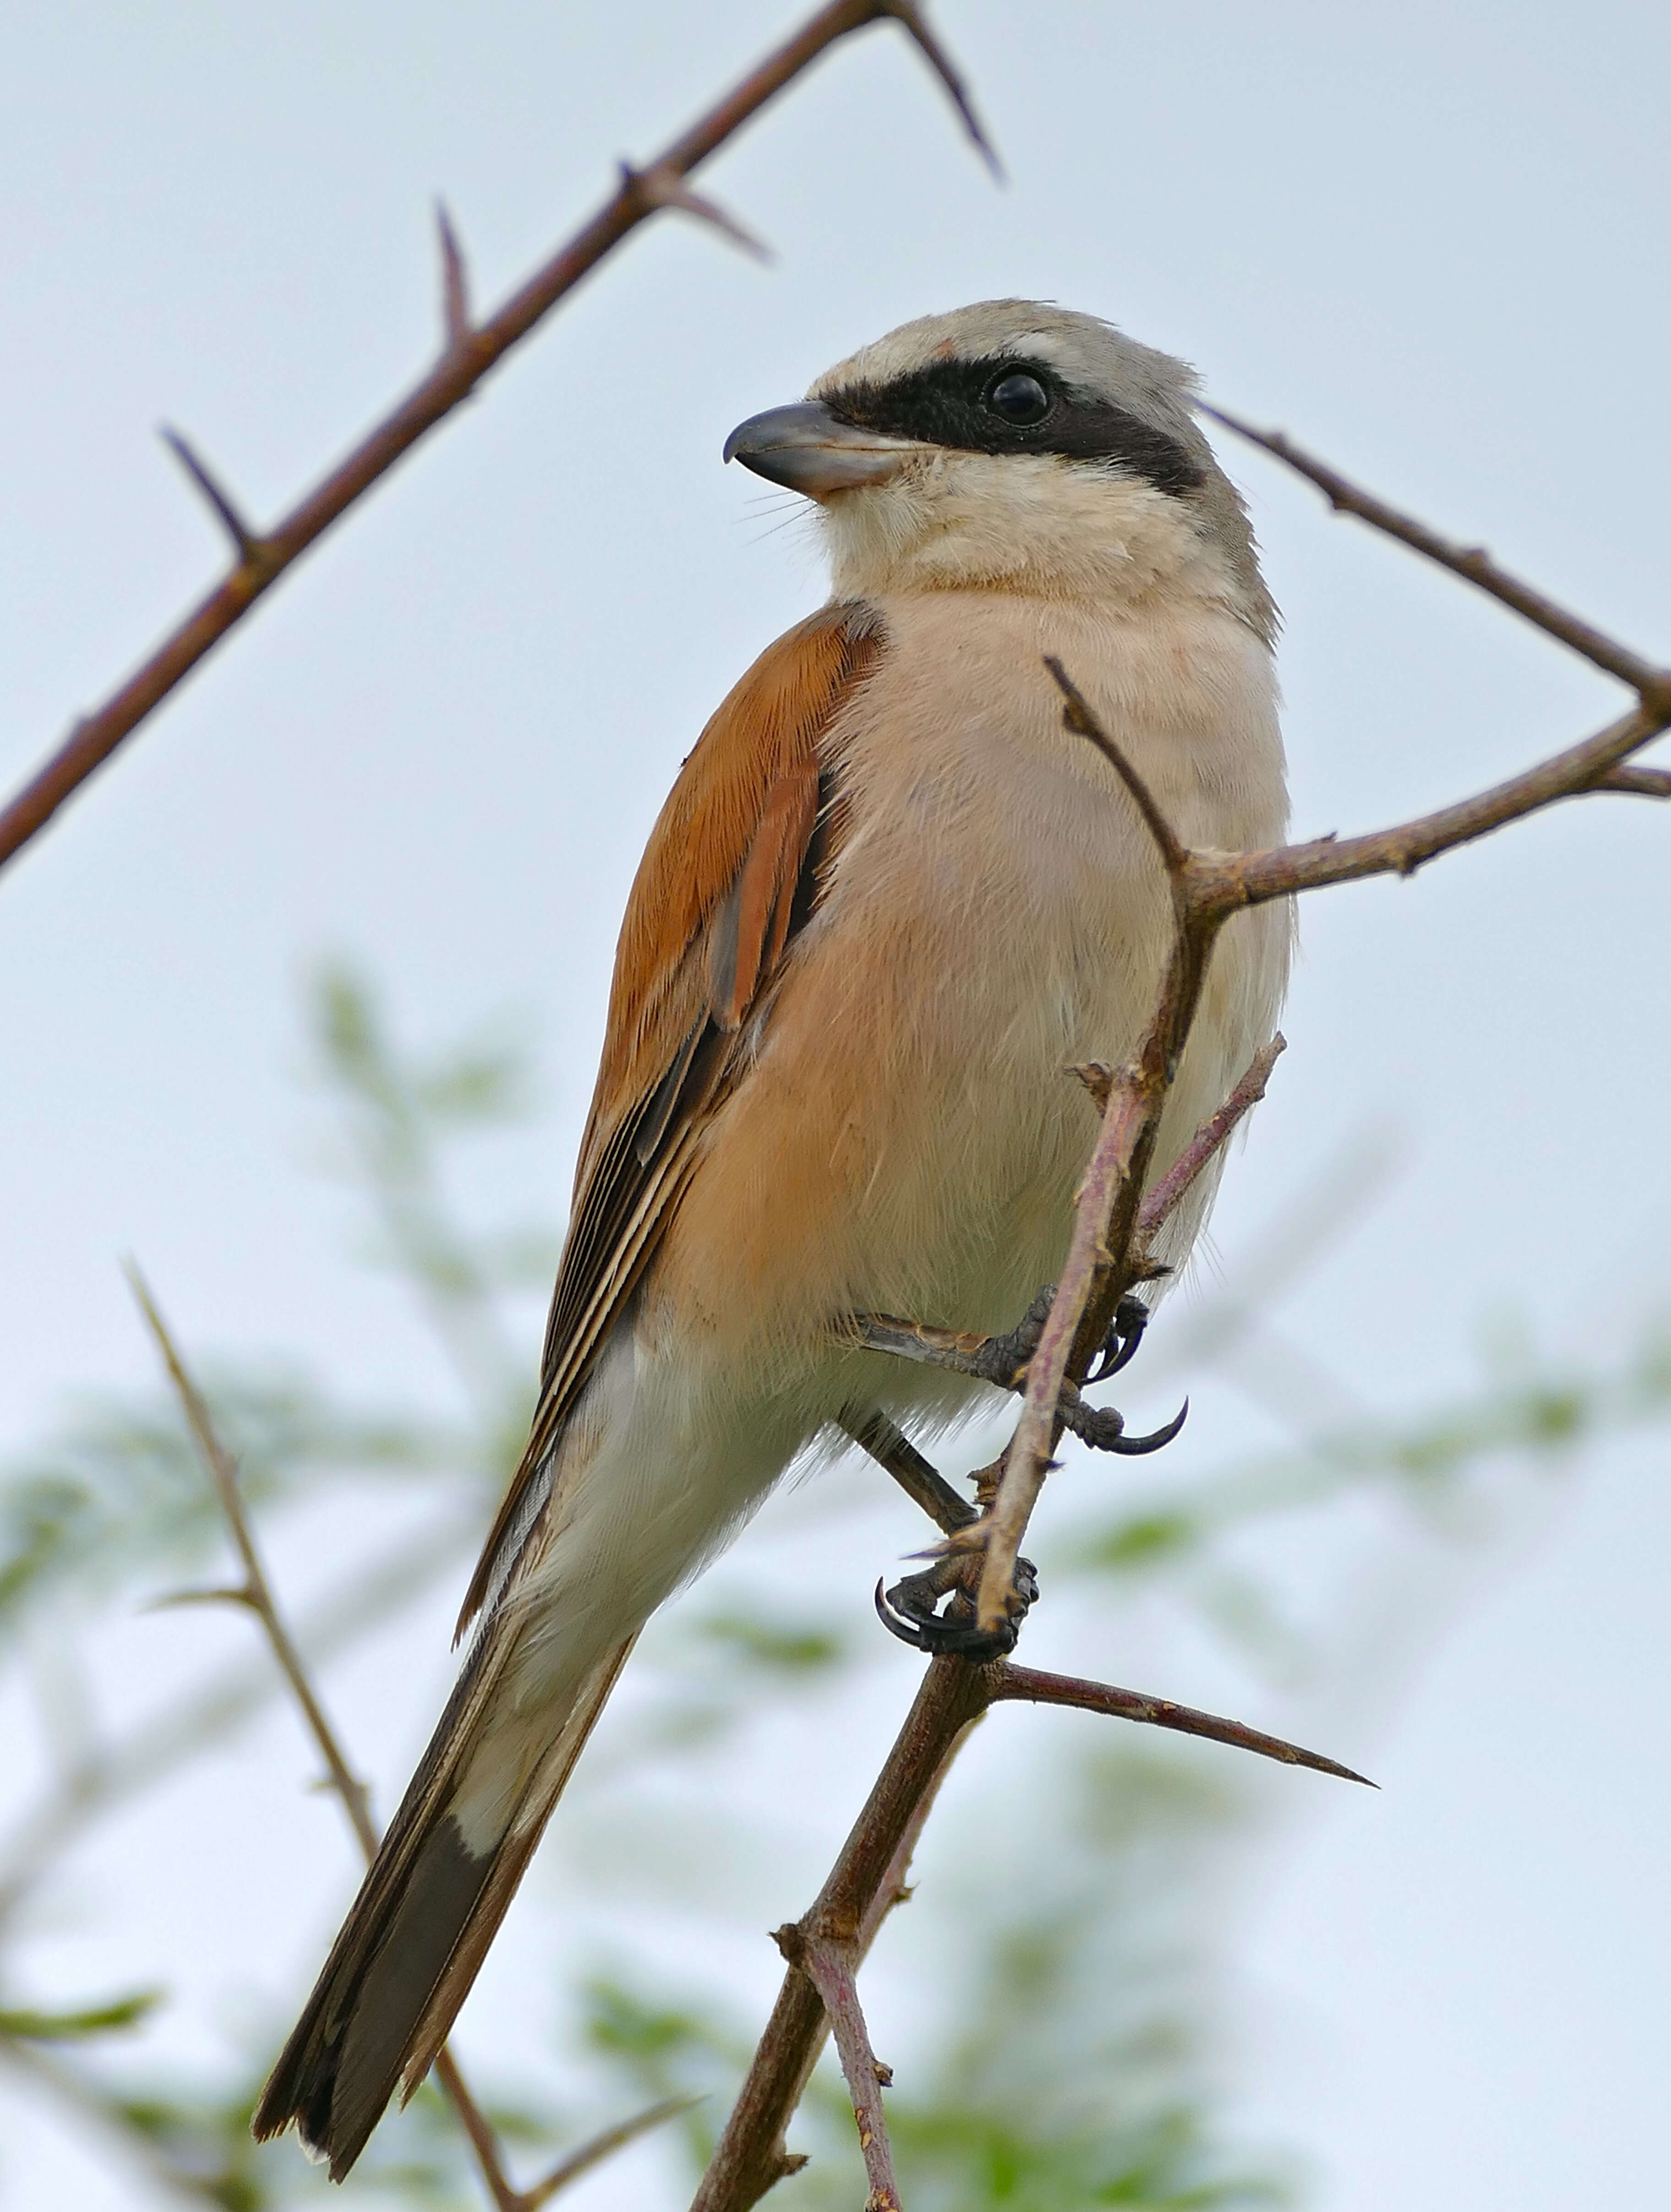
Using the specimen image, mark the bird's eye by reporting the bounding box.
[986,372,1051,426]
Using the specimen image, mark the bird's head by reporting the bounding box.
[725,300,1272,637]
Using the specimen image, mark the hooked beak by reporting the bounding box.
[723,400,920,499]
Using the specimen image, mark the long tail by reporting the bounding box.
[252,1631,635,2180]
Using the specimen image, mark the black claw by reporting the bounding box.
[874,1558,1039,1662]
[1106,1396,1189,1455]
[875,1576,930,1648]
[1086,1293,1150,1384]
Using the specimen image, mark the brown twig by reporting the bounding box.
[1593,762,1671,798]
[0,0,994,875]
[777,1929,901,2211]
[1201,405,1671,709]
[1190,698,1670,911]
[839,1407,979,1534]
[693,1639,1362,2209]
[693,1659,988,2212]
[1135,1035,1287,1242]
[523,2096,704,2208]
[968,662,1222,1631]
[127,1266,680,2210]
[0,1513,468,1929]
[991,1665,1372,1785]
[126,1265,379,1855]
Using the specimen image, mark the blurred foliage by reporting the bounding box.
[0,964,1665,2208]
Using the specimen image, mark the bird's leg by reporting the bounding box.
[845,1286,1186,1458]
[839,1411,1039,1660]
[839,1407,977,1536]
[841,1281,1183,1663]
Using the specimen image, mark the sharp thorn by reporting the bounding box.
[435,199,472,347]
[883,2,1004,177]
[1066,1059,1114,1111]
[617,160,773,262]
[144,1584,254,1613]
[158,428,262,561]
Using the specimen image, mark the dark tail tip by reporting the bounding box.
[252,1811,492,2179]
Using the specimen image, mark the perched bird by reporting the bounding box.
[253,300,1290,2177]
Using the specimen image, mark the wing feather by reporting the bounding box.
[458,601,884,1628]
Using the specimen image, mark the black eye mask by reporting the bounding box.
[819,355,1204,498]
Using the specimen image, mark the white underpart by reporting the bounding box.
[450,1328,803,1854]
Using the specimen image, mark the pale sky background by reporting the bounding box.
[2,2,1669,2207]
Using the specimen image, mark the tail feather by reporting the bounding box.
[253,1635,636,2180]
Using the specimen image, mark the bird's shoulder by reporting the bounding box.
[598,597,886,1099]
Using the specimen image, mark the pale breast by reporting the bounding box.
[654,588,1289,1381]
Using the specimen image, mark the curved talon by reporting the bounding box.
[1107,1396,1189,1455]
[874,1558,1039,1662]
[1086,1293,1150,1383]
[874,1576,927,1646]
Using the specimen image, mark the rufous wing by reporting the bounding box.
[458,599,885,1629]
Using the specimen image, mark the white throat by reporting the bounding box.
[816,450,1251,621]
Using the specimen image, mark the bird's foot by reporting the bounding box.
[965,1286,1185,1456]
[959,1286,1150,1389]
[874,1548,1039,1662]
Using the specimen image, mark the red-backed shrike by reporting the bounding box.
[254,300,1289,2175]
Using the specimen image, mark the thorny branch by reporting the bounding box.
[693,1642,1365,2212]
[691,1049,1355,2205]
[1201,405,1671,708]
[0,0,994,875]
[128,1270,688,2211]
[777,1929,901,2212]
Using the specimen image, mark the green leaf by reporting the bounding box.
[0,1988,162,2039]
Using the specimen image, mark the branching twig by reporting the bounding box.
[0,1514,467,1927]
[523,2095,704,2208]
[126,1265,379,1854]
[1201,405,1671,709]
[991,1665,1371,1785]
[1193,699,1670,910]
[776,1929,900,2212]
[693,1659,989,2212]
[1135,1035,1287,1241]
[0,0,994,874]
[127,1267,679,2210]
[1594,762,1671,798]
[692,1640,1360,2210]
[966,662,1219,1631]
